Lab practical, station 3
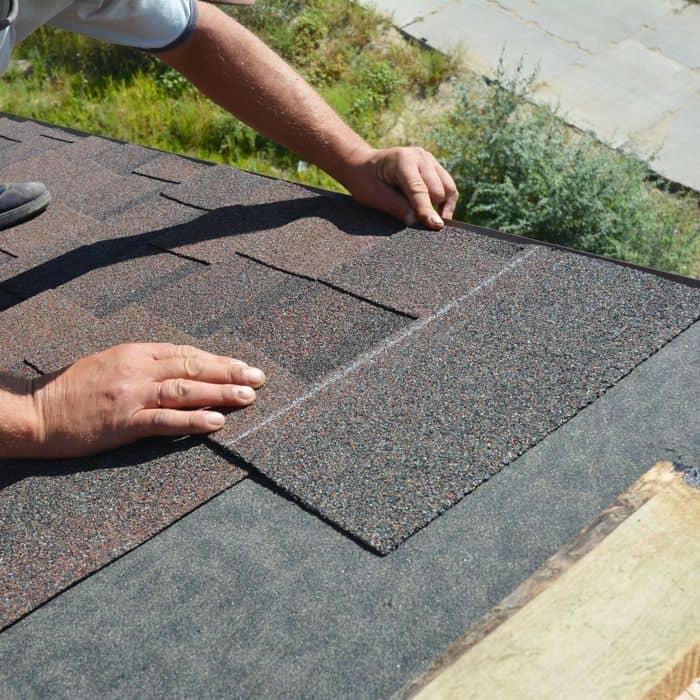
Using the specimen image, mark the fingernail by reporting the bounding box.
[405,211,417,227]
[237,386,255,401]
[430,213,444,228]
[205,412,226,428]
[243,367,265,386]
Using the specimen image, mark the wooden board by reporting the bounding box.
[399,462,700,700]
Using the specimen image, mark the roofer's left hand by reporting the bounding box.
[342,146,459,231]
[21,343,266,459]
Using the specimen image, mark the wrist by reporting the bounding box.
[0,374,45,458]
[330,142,376,193]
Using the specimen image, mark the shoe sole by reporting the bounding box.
[0,190,52,231]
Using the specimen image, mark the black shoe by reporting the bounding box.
[0,182,51,230]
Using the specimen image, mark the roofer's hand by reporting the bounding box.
[341,146,459,230]
[24,343,265,459]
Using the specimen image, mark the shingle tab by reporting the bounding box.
[27,303,206,374]
[0,290,101,369]
[133,153,211,183]
[142,256,291,337]
[231,248,700,553]
[0,203,98,258]
[324,225,523,316]
[234,200,398,278]
[234,280,412,382]
[59,246,203,317]
[0,150,121,205]
[161,163,320,211]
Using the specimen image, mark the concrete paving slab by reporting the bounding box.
[533,39,700,148]
[400,0,587,84]
[640,3,700,70]
[493,0,683,54]
[647,94,700,191]
[0,321,697,698]
[363,0,450,28]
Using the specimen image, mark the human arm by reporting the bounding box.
[0,343,265,459]
[159,1,458,229]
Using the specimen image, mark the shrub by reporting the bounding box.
[435,60,700,274]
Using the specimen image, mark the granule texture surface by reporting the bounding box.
[233,248,700,552]
[132,153,211,183]
[27,305,200,373]
[0,203,99,258]
[324,225,523,316]
[0,150,120,204]
[142,257,292,337]
[161,164,320,211]
[59,245,203,317]
[0,439,247,632]
[233,207,393,279]
[233,280,412,382]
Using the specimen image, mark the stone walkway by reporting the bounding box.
[361,0,700,192]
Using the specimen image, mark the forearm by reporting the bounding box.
[0,374,39,459]
[160,2,372,188]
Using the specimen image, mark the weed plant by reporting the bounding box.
[435,61,699,274]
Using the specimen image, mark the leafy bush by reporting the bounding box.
[435,60,700,274]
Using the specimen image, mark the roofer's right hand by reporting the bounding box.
[23,343,265,459]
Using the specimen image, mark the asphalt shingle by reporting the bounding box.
[324,225,523,316]
[233,279,412,382]
[142,256,290,338]
[132,153,211,183]
[230,248,700,553]
[60,246,202,317]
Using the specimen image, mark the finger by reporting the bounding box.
[417,160,447,211]
[154,346,266,387]
[395,159,444,230]
[435,161,459,220]
[131,408,227,438]
[151,379,256,409]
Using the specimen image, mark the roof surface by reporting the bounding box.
[0,115,698,645]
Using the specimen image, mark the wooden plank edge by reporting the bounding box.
[395,460,683,700]
[644,642,700,700]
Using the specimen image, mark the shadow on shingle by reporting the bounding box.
[0,197,401,308]
[0,436,207,489]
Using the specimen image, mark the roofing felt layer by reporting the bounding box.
[0,116,698,626]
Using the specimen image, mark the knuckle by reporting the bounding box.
[406,178,429,194]
[183,355,203,378]
[175,344,197,358]
[151,410,167,429]
[174,379,191,399]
